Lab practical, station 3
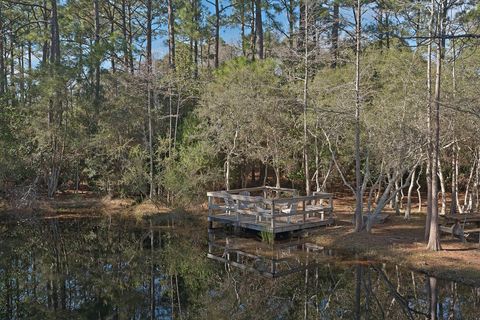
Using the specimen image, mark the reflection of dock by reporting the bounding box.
[207,187,334,234]
[207,234,332,278]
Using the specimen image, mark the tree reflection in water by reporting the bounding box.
[0,217,478,319]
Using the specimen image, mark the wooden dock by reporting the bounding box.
[207,186,334,234]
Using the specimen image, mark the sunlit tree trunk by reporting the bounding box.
[416,166,422,213]
[425,0,434,241]
[354,0,363,231]
[405,165,417,219]
[438,159,446,215]
[427,0,443,251]
[450,144,458,215]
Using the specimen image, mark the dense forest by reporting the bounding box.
[1,0,480,250]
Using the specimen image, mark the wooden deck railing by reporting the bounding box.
[207,187,334,230]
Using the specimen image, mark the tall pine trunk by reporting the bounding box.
[94,0,100,110]
[214,0,220,67]
[168,0,176,69]
[331,2,339,68]
[255,0,263,59]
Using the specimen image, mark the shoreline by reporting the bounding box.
[1,194,479,286]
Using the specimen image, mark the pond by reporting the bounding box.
[0,214,479,319]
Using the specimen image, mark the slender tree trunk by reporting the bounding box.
[331,1,339,68]
[193,0,199,77]
[314,129,320,192]
[9,34,14,92]
[128,1,134,73]
[122,0,129,70]
[241,1,246,56]
[298,0,306,51]
[27,38,32,102]
[168,88,173,157]
[427,0,442,251]
[42,1,50,65]
[354,0,363,232]
[303,0,310,197]
[94,0,101,110]
[18,45,25,102]
[146,0,154,198]
[438,159,446,216]
[215,0,220,67]
[173,94,180,149]
[450,144,458,215]
[416,166,422,213]
[225,156,231,191]
[168,0,176,69]
[473,148,480,213]
[405,166,417,219]
[250,0,256,60]
[425,0,434,241]
[110,8,116,74]
[462,157,476,213]
[394,179,401,215]
[0,4,5,95]
[47,0,62,198]
[50,1,60,63]
[275,166,281,188]
[288,0,294,49]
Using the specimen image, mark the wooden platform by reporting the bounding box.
[209,213,334,233]
[207,187,334,235]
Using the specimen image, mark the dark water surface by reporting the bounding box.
[0,214,479,319]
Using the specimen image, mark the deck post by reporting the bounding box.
[271,199,275,230]
[329,195,333,219]
[208,195,212,216]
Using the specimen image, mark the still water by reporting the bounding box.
[0,213,479,319]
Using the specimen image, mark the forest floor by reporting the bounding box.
[308,196,480,286]
[1,193,479,285]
